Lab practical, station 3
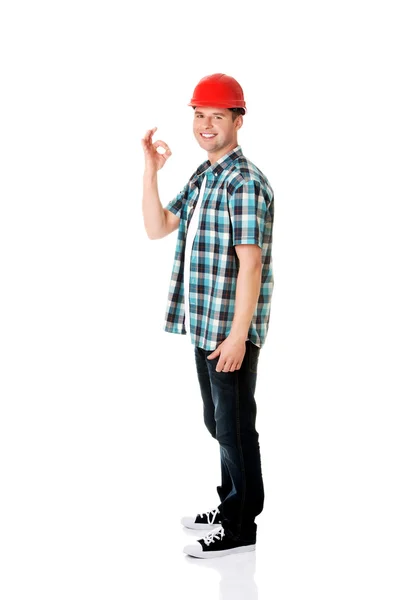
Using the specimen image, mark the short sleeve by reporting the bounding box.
[164,181,190,219]
[228,179,269,248]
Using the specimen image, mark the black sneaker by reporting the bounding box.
[181,508,222,530]
[183,526,256,558]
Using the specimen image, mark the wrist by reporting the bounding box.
[143,168,157,180]
[228,329,248,343]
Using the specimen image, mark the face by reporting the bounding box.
[193,106,243,160]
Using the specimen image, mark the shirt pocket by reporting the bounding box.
[204,190,231,240]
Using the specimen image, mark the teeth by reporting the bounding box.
[202,134,216,137]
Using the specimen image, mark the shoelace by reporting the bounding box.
[203,527,225,546]
[198,508,220,525]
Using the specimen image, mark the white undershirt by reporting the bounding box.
[184,176,207,339]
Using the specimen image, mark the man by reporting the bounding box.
[141,73,274,558]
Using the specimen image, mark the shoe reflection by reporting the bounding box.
[184,550,258,600]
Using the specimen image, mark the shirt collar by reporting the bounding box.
[192,145,243,182]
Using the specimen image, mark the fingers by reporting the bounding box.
[216,361,240,373]
[153,140,169,150]
[141,129,171,157]
[147,127,157,142]
[145,127,157,140]
[141,127,157,148]
[153,140,172,156]
[219,361,241,372]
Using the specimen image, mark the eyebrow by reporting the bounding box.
[195,111,226,116]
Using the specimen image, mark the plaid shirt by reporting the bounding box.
[163,144,274,351]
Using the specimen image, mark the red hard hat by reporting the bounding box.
[188,73,247,113]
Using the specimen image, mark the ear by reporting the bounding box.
[235,115,243,131]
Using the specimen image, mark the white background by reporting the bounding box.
[1,1,399,598]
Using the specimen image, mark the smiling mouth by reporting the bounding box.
[200,133,217,139]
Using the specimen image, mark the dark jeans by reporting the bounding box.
[194,340,264,543]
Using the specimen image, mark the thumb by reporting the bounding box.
[207,346,221,360]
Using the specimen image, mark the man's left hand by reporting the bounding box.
[207,336,246,372]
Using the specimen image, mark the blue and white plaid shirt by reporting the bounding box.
[163,145,274,351]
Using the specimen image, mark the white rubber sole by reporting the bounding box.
[183,543,256,558]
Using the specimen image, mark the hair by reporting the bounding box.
[228,108,246,121]
[192,106,245,121]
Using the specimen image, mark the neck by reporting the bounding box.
[208,141,238,165]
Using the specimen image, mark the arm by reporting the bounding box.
[207,244,262,372]
[142,170,166,239]
[229,244,262,342]
[141,127,180,239]
[142,171,180,239]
